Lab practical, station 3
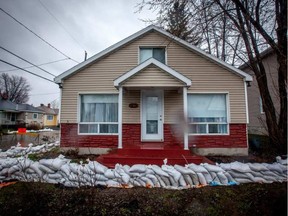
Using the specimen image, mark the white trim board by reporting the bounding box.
[54,25,253,83]
[114,58,192,87]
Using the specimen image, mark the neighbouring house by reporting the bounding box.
[0,98,44,129]
[54,25,252,164]
[240,48,278,135]
[37,103,59,127]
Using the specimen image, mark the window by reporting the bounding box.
[139,47,165,64]
[79,94,118,134]
[47,115,53,121]
[187,94,228,134]
[33,113,38,119]
[259,97,265,114]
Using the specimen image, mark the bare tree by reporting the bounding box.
[0,73,31,103]
[50,99,59,109]
[138,0,287,153]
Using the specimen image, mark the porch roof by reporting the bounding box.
[114,58,192,88]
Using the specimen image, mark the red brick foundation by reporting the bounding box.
[122,124,183,148]
[60,123,118,148]
[188,124,247,148]
[60,123,247,149]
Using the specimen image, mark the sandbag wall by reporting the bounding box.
[0,143,287,189]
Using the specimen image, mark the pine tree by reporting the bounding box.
[166,1,201,45]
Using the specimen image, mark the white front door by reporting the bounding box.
[141,90,163,141]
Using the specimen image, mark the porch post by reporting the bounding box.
[183,87,189,150]
[118,86,123,149]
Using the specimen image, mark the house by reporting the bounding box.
[240,48,278,135]
[0,98,44,129]
[55,25,252,163]
[37,103,59,127]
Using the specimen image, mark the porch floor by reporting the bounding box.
[97,143,213,168]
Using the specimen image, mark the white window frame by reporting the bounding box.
[259,97,265,114]
[187,93,230,136]
[138,46,167,64]
[78,92,119,135]
[47,115,54,121]
[33,113,38,119]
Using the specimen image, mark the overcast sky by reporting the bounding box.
[0,0,156,107]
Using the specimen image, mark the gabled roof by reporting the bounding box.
[37,105,59,115]
[55,25,252,83]
[0,99,44,113]
[239,47,274,70]
[114,58,192,88]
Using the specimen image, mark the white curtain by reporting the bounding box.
[140,48,153,63]
[80,95,118,122]
[188,94,227,121]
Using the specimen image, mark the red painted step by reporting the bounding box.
[97,148,213,168]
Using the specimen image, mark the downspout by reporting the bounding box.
[183,86,188,150]
[118,86,123,149]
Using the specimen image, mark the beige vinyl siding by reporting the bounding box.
[123,90,141,123]
[164,90,183,123]
[122,65,184,87]
[166,41,246,123]
[61,31,246,124]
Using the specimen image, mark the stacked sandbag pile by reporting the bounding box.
[0,143,287,188]
[218,161,287,184]
[0,142,59,158]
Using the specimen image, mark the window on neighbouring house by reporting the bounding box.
[47,115,53,121]
[187,94,228,134]
[79,94,118,134]
[259,97,265,114]
[139,47,166,64]
[33,113,38,119]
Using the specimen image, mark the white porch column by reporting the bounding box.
[118,86,123,149]
[183,87,189,150]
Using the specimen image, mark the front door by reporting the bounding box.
[141,90,163,141]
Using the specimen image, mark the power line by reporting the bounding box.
[38,0,86,52]
[0,7,79,64]
[0,46,56,77]
[0,59,56,84]
[0,58,69,72]
[29,92,59,96]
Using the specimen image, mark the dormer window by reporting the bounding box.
[139,47,166,64]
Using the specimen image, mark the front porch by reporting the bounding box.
[97,142,212,168]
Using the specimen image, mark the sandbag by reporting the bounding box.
[202,172,213,183]
[174,165,195,175]
[196,173,207,185]
[183,174,193,186]
[178,175,187,187]
[104,169,115,179]
[187,164,208,173]
[155,174,166,187]
[190,173,200,185]
[150,165,169,177]
[146,174,160,187]
[234,178,253,184]
[141,176,154,187]
[162,165,181,182]
[87,161,107,174]
[39,158,68,171]
[247,163,269,172]
[230,162,252,173]
[217,172,228,185]
[107,180,121,187]
[129,164,147,173]
[203,163,224,173]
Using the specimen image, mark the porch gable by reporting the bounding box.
[114,58,192,88]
